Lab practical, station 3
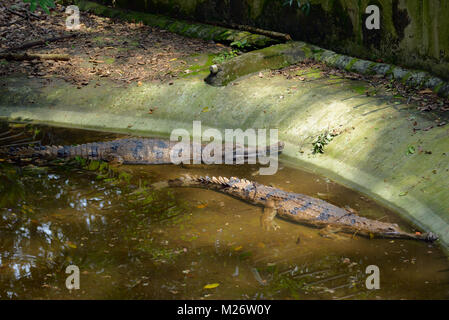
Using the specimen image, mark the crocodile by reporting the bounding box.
[1,138,284,165]
[157,174,438,242]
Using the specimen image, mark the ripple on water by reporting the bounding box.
[0,123,448,299]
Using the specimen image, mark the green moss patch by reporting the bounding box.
[75,0,279,49]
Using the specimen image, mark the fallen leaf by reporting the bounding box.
[257,242,266,248]
[203,283,220,289]
[66,241,77,249]
[196,203,208,209]
[234,246,243,251]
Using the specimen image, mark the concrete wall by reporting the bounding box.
[2,69,449,249]
[97,0,449,80]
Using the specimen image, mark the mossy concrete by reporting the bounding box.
[74,0,279,49]
[1,71,448,250]
[91,0,449,81]
[206,41,449,97]
[205,42,308,86]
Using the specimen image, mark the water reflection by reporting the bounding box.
[0,123,449,300]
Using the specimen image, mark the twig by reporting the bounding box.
[0,19,23,27]
[206,21,292,42]
[0,53,70,61]
[7,7,41,20]
[6,8,27,19]
[3,33,78,52]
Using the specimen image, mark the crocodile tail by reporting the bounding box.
[4,142,110,161]
[153,175,254,191]
[0,144,50,159]
[1,144,81,160]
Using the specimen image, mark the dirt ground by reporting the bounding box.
[0,0,227,86]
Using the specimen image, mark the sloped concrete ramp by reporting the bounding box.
[1,69,448,250]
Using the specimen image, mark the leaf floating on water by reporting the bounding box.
[196,203,208,209]
[201,107,210,113]
[66,241,77,249]
[257,242,266,248]
[399,191,408,197]
[203,283,220,289]
[233,246,243,251]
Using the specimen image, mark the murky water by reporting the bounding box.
[1,122,448,300]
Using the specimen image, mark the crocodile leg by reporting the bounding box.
[318,226,349,240]
[261,200,280,231]
[103,152,124,165]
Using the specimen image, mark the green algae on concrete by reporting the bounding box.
[205,42,308,86]
[74,0,278,50]
[1,72,448,251]
[204,41,449,97]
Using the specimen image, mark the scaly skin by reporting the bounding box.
[1,138,284,164]
[162,175,438,242]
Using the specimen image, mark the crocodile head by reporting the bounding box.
[372,222,438,242]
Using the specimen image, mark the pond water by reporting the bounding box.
[0,122,448,300]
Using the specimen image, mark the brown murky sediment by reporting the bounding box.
[0,123,448,300]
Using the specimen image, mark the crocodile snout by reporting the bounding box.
[424,232,438,242]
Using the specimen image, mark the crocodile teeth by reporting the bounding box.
[218,176,225,184]
[212,176,219,183]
